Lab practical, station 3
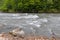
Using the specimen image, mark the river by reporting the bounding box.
[0,13,60,37]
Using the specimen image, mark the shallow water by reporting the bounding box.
[0,13,60,37]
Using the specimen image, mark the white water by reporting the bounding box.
[0,13,60,37]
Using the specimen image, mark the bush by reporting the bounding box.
[0,0,60,13]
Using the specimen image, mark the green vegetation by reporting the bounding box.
[0,0,60,13]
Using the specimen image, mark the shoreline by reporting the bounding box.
[0,33,60,40]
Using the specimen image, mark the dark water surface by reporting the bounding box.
[0,13,60,37]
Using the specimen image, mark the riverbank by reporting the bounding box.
[1,10,60,13]
[0,0,60,13]
[0,33,60,40]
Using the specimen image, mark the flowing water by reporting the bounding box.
[0,13,60,37]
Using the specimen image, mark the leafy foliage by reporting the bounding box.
[0,0,60,12]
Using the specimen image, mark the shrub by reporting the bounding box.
[0,0,60,12]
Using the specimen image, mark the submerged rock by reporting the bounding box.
[0,23,6,28]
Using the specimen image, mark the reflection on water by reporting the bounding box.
[0,13,60,37]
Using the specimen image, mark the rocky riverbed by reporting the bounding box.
[0,33,49,40]
[0,32,60,40]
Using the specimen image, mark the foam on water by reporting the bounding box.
[0,13,60,37]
